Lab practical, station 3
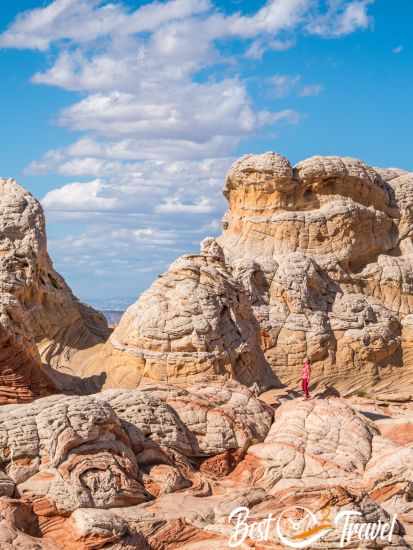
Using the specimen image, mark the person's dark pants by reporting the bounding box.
[302,378,310,398]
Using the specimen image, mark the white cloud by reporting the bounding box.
[245,37,295,59]
[40,157,233,219]
[224,0,311,38]
[1,0,375,298]
[155,196,215,214]
[27,135,236,166]
[307,1,373,37]
[266,75,323,99]
[57,83,267,140]
[4,1,367,159]
[258,108,301,126]
[42,179,120,211]
[0,0,311,51]
[392,45,403,54]
[271,74,301,98]
[47,224,185,280]
[0,0,211,50]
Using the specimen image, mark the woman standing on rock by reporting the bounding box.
[302,358,311,399]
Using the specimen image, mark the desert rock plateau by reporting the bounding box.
[1,153,413,548]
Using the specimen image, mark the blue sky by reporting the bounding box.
[0,0,412,308]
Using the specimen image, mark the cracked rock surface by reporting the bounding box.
[1,157,413,547]
[74,154,413,398]
[0,178,109,405]
[0,379,412,547]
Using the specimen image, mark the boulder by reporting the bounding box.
[98,380,273,458]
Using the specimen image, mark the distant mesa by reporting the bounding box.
[100,310,125,327]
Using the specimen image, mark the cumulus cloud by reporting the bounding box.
[307,0,373,37]
[28,135,237,165]
[0,0,212,50]
[392,45,403,54]
[57,83,268,140]
[0,0,311,51]
[42,179,120,211]
[0,0,375,297]
[40,157,233,219]
[41,156,228,296]
[47,223,186,295]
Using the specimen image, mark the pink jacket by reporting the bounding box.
[302,362,311,380]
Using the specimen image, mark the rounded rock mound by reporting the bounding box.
[74,153,413,397]
[0,178,109,404]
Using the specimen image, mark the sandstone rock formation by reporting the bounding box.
[100,380,274,459]
[1,391,410,548]
[242,397,375,487]
[2,156,413,548]
[75,153,413,397]
[0,382,277,548]
[0,178,109,404]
